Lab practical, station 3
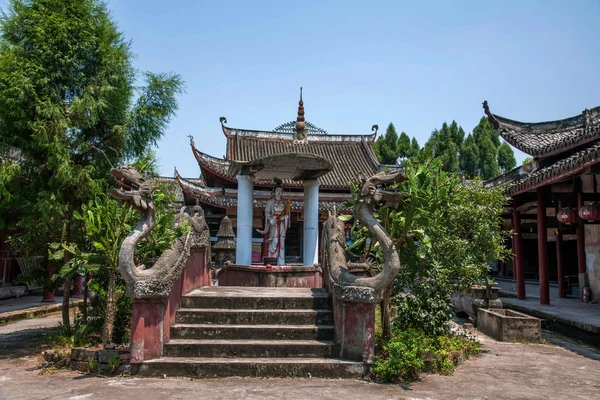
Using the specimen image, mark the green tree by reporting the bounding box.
[349,158,509,336]
[425,121,463,173]
[472,117,501,179]
[374,123,400,164]
[397,132,411,159]
[0,0,184,332]
[409,137,420,158]
[497,142,517,173]
[478,136,499,179]
[459,134,479,178]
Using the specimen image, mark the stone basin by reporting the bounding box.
[477,308,541,342]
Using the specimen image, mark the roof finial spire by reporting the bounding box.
[295,87,306,134]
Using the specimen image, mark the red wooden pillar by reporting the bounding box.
[537,187,550,305]
[512,200,526,300]
[577,193,586,274]
[555,220,565,298]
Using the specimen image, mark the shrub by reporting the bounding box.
[372,328,479,383]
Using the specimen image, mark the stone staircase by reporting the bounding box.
[136,286,365,378]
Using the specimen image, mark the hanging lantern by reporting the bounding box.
[557,207,578,224]
[579,204,600,221]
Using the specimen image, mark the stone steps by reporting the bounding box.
[137,357,365,379]
[175,308,334,325]
[164,339,336,358]
[136,286,363,378]
[181,287,332,310]
[170,323,335,341]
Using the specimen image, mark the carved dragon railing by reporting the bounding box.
[322,170,405,303]
[109,166,210,298]
[321,170,405,364]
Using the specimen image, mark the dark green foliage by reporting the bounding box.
[397,132,411,159]
[497,142,517,173]
[0,0,184,246]
[391,160,509,335]
[0,0,183,336]
[459,134,479,178]
[374,123,400,164]
[346,158,506,382]
[409,137,420,158]
[472,117,501,179]
[52,183,187,345]
[347,158,510,335]
[478,135,499,179]
[424,121,463,173]
[372,328,480,383]
[372,124,419,165]
[421,116,516,179]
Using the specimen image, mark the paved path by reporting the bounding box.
[0,315,62,360]
[1,317,600,399]
[0,295,64,314]
[0,295,82,323]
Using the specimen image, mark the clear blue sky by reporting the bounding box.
[11,1,600,176]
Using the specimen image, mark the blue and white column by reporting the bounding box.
[303,179,320,266]
[236,174,254,265]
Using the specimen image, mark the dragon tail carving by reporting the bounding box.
[322,170,405,303]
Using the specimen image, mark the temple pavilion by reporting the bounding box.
[174,90,396,266]
[484,101,600,305]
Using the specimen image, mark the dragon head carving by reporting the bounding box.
[109,166,154,211]
[357,170,405,209]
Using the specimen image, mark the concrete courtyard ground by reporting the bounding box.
[1,316,599,400]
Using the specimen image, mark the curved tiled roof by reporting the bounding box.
[191,146,234,183]
[220,125,380,189]
[484,102,600,158]
[489,142,600,196]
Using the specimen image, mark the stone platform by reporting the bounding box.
[217,264,323,288]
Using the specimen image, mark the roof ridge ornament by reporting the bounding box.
[187,134,195,149]
[219,116,227,125]
[483,100,500,129]
[371,125,379,142]
[295,87,307,140]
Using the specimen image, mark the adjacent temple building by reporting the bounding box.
[174,90,394,265]
[485,102,600,305]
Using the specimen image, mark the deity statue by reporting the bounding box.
[257,179,291,265]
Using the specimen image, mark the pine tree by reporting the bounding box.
[374,123,400,164]
[397,132,411,159]
[409,137,420,158]
[479,136,499,179]
[424,121,462,173]
[459,134,479,178]
[472,117,500,179]
[423,117,515,179]
[498,142,517,173]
